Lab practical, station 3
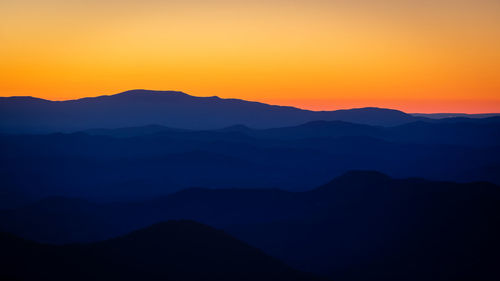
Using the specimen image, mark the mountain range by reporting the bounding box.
[1,115,499,207]
[1,171,499,281]
[82,117,500,146]
[2,89,499,280]
[1,89,427,133]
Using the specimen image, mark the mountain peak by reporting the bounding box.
[0,95,50,103]
[1,220,317,281]
[333,106,411,117]
[106,89,191,101]
[116,89,188,96]
[0,89,426,133]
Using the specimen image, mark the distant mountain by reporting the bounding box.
[0,89,421,133]
[1,172,499,280]
[1,118,499,206]
[72,116,500,148]
[0,220,319,281]
[76,116,500,146]
[225,118,500,146]
[412,112,500,119]
[84,124,188,137]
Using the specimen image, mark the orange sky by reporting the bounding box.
[1,0,499,113]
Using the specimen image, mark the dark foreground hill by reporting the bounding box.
[1,171,499,280]
[0,220,318,281]
[0,89,420,133]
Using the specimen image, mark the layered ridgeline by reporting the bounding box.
[1,89,423,133]
[2,89,499,281]
[0,220,318,281]
[1,116,499,207]
[1,171,499,281]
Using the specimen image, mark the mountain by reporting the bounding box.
[0,220,319,281]
[1,117,499,207]
[84,124,188,137]
[2,171,499,280]
[221,118,500,146]
[229,171,500,280]
[0,89,421,133]
[412,112,500,119]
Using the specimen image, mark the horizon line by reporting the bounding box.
[2,89,499,115]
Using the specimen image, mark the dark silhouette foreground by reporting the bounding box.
[0,220,319,281]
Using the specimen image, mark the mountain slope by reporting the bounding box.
[1,172,499,280]
[0,89,420,133]
[77,116,500,146]
[218,118,500,146]
[1,118,499,207]
[0,220,319,281]
[229,171,500,280]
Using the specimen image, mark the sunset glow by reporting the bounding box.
[1,0,499,113]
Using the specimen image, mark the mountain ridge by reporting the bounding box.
[0,220,320,281]
[1,171,499,280]
[0,89,421,132]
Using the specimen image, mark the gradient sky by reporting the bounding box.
[1,0,499,113]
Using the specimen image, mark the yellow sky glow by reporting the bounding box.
[1,0,499,112]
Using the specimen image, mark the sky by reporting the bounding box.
[1,0,499,113]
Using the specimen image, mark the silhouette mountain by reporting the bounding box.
[412,112,500,119]
[0,220,320,281]
[0,89,421,133]
[2,89,499,281]
[84,124,188,137]
[1,171,499,280]
[81,116,500,145]
[1,117,499,207]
